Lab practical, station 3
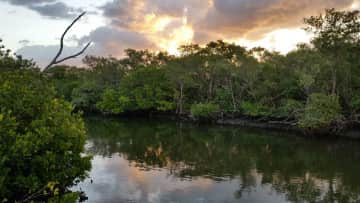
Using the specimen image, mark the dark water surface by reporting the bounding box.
[74,117,360,203]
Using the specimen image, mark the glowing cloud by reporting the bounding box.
[233,28,312,54]
[157,8,194,55]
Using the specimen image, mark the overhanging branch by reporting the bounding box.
[43,12,91,71]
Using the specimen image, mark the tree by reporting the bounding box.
[190,103,220,121]
[120,66,175,112]
[71,81,102,111]
[0,69,91,201]
[298,93,342,130]
[166,55,199,114]
[0,39,36,70]
[96,89,131,114]
[83,55,126,88]
[304,9,360,96]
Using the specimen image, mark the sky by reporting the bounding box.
[0,0,359,67]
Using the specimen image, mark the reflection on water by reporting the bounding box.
[74,117,360,203]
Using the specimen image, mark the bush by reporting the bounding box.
[71,81,101,110]
[240,101,272,117]
[0,70,91,201]
[214,88,236,112]
[191,103,220,120]
[273,99,304,118]
[298,93,342,129]
[350,94,360,115]
[96,89,132,114]
[120,66,175,112]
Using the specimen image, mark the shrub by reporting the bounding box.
[71,81,101,110]
[191,103,220,120]
[96,89,132,114]
[0,70,91,201]
[273,99,305,118]
[350,94,360,114]
[240,101,272,117]
[214,87,236,113]
[298,93,342,129]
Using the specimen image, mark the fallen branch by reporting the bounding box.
[43,12,91,71]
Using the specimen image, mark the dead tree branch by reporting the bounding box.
[43,12,91,71]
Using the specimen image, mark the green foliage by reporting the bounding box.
[37,8,360,131]
[121,66,175,112]
[240,101,272,117]
[0,39,36,70]
[0,70,91,201]
[274,99,305,119]
[299,93,342,129]
[96,89,132,113]
[191,103,220,120]
[350,94,360,114]
[214,87,236,112]
[71,81,101,110]
[48,192,80,203]
[45,65,85,101]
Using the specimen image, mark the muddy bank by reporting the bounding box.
[83,111,360,139]
[216,118,360,139]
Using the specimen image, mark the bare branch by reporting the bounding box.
[44,12,91,71]
[55,42,91,64]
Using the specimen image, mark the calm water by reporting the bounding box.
[74,117,360,203]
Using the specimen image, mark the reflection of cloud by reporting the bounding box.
[75,155,290,203]
[73,155,287,203]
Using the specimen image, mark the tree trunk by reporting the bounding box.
[331,68,337,95]
[178,82,184,115]
[229,78,237,113]
[208,79,213,102]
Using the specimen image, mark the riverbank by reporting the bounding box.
[216,118,360,139]
[83,111,360,139]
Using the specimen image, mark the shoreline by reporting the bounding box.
[82,111,360,139]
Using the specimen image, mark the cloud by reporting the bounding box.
[1,0,82,19]
[15,26,155,67]
[16,44,86,68]
[11,0,358,66]
[199,0,355,39]
[99,0,210,54]
[18,39,30,46]
[78,26,155,56]
[100,0,208,29]
[99,0,356,44]
[4,0,54,5]
[29,2,82,19]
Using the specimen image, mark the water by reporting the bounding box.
[74,117,360,203]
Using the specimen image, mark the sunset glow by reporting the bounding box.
[0,0,358,66]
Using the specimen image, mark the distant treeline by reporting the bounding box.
[2,8,360,134]
[41,9,359,133]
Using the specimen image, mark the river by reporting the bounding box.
[73,117,360,203]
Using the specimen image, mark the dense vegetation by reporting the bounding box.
[0,40,91,202]
[0,6,359,202]
[46,9,360,133]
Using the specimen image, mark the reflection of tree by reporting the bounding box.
[85,117,360,202]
